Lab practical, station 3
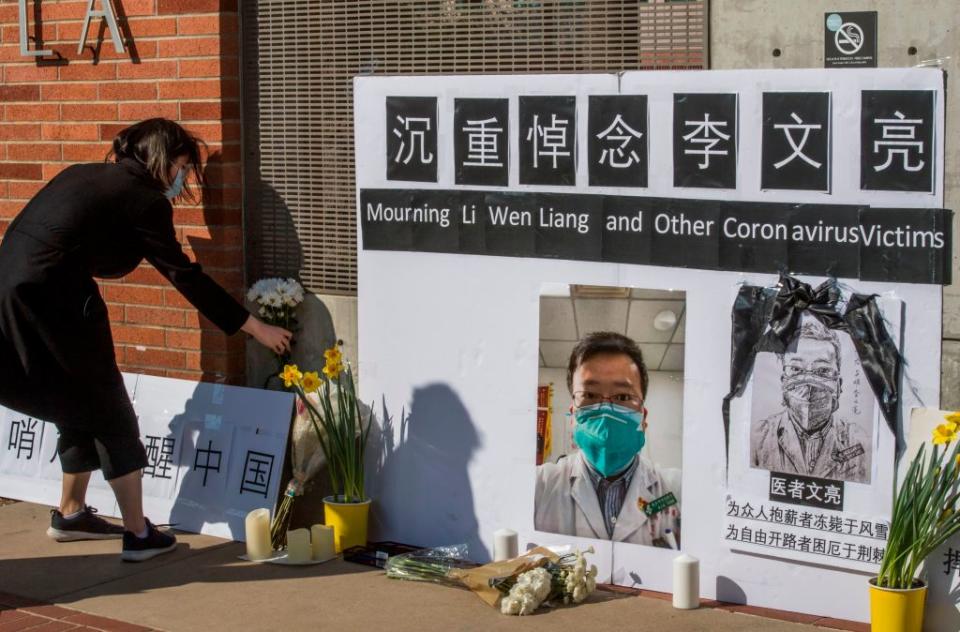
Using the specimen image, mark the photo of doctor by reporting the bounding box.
[534,331,681,548]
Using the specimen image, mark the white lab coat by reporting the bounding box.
[534,451,681,546]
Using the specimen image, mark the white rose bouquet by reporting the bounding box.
[385,545,598,616]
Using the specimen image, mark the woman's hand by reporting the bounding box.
[241,315,293,355]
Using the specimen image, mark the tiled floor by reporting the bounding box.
[0,593,156,632]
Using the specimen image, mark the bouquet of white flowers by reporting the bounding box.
[247,277,306,386]
[385,545,598,616]
[246,277,305,331]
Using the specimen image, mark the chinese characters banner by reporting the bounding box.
[368,69,949,285]
[724,493,888,574]
[0,374,293,542]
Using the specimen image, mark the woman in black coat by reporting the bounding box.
[0,119,291,561]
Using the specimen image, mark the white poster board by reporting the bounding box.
[0,373,293,541]
[356,68,948,624]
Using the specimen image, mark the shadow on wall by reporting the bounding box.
[715,575,747,605]
[367,383,488,561]
[161,382,292,543]
[183,151,249,386]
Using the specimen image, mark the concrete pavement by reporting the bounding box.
[0,502,865,632]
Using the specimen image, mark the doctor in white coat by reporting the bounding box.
[535,332,680,547]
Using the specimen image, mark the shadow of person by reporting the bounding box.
[0,544,371,605]
[370,384,487,561]
[166,386,239,539]
[183,150,255,387]
[246,294,335,391]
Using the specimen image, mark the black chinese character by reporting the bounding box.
[144,436,175,479]
[8,418,38,460]
[193,439,222,487]
[673,93,737,189]
[588,95,647,187]
[860,90,934,192]
[725,524,739,540]
[944,548,960,576]
[519,96,576,186]
[454,98,508,186]
[761,92,830,192]
[386,97,438,183]
[726,499,741,517]
[240,450,275,498]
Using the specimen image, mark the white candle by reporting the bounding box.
[311,524,336,561]
[244,508,272,561]
[286,528,312,563]
[672,553,700,610]
[493,528,518,561]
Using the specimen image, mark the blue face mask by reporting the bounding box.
[573,402,645,478]
[164,167,186,200]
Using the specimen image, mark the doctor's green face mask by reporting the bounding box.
[573,403,645,477]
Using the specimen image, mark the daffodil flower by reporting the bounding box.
[280,364,303,388]
[301,371,321,394]
[932,423,958,445]
[323,360,344,380]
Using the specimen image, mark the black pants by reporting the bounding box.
[56,425,148,481]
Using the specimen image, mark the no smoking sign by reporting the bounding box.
[824,11,877,68]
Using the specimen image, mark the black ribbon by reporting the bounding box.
[722,274,903,477]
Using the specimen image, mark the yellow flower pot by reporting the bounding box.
[323,496,371,553]
[869,578,926,632]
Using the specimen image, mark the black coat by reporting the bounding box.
[0,159,249,432]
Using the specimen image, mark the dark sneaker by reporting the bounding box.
[121,520,177,562]
[47,506,125,542]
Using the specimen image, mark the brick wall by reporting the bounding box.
[0,0,246,384]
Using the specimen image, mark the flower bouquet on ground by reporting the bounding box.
[268,377,326,550]
[385,545,598,615]
[271,345,373,551]
[871,410,960,632]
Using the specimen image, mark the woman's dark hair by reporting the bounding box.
[566,331,649,397]
[107,118,206,202]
